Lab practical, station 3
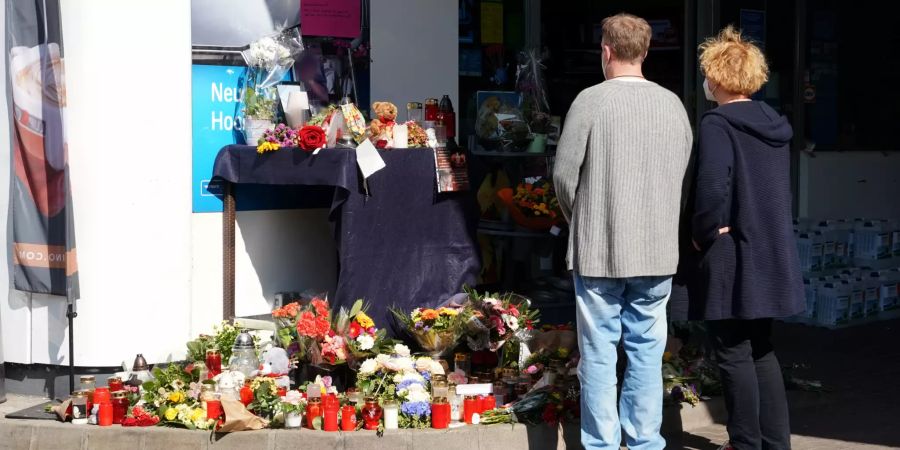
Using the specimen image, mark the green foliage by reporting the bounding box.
[141,364,192,406]
[185,321,245,364]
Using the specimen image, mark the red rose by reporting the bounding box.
[298,125,326,152]
[375,139,388,149]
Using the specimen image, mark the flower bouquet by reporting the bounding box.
[140,364,216,430]
[391,305,467,359]
[496,177,563,231]
[186,321,245,365]
[240,28,304,144]
[332,299,395,369]
[462,287,539,354]
[355,344,445,429]
[247,376,281,421]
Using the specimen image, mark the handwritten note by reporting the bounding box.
[301,0,361,38]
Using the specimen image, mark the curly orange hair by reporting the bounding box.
[699,26,769,96]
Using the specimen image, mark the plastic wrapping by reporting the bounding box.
[516,49,551,134]
[240,28,305,125]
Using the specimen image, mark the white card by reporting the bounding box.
[393,124,408,149]
[355,139,386,179]
[325,113,344,148]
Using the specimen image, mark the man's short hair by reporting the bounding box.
[601,13,652,63]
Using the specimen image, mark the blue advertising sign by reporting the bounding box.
[192,64,250,213]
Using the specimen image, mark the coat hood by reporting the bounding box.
[705,101,793,147]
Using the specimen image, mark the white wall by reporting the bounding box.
[798,151,900,220]
[370,0,459,129]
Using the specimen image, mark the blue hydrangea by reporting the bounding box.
[397,379,423,391]
[401,401,431,417]
[420,371,431,382]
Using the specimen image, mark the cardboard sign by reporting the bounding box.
[301,0,361,38]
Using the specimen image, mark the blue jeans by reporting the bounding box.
[574,274,672,450]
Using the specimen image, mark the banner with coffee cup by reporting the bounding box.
[5,0,78,297]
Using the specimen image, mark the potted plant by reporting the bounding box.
[280,390,305,429]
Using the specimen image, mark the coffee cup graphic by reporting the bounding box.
[10,43,68,218]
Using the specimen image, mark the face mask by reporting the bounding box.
[703,78,718,102]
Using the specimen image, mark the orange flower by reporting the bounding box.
[420,309,439,321]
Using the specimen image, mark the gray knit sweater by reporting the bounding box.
[553,79,693,278]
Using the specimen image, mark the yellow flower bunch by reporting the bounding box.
[250,376,279,397]
[190,408,205,423]
[256,141,280,154]
[356,312,375,329]
[167,391,185,404]
[438,307,459,317]
[165,407,178,421]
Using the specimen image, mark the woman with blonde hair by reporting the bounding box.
[688,26,803,450]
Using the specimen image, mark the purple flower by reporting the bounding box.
[397,379,422,391]
[414,321,424,329]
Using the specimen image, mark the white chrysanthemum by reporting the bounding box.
[357,334,375,351]
[375,353,390,366]
[430,360,446,375]
[359,358,378,375]
[394,344,411,357]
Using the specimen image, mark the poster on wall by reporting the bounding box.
[5,0,79,297]
[459,0,476,43]
[300,0,361,38]
[480,1,503,45]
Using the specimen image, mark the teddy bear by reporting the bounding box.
[368,101,398,146]
[252,347,292,389]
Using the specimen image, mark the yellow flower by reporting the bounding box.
[168,391,185,404]
[439,307,458,316]
[191,408,205,422]
[256,141,281,154]
[356,312,375,329]
[165,407,178,421]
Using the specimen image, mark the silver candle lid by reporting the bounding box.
[232,329,255,350]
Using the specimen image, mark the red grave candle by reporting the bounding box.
[323,402,339,432]
[463,396,478,424]
[341,405,358,431]
[205,350,222,379]
[92,387,111,406]
[107,377,124,393]
[431,399,451,429]
[306,398,323,429]
[111,391,129,425]
[206,400,223,421]
[481,394,495,413]
[240,380,254,407]
[97,402,113,426]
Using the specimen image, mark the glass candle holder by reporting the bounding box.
[206,394,223,421]
[92,387,111,406]
[205,349,222,378]
[306,398,323,429]
[383,400,399,430]
[431,397,451,429]
[97,402,113,427]
[463,396,478,424]
[70,391,89,425]
[361,397,382,430]
[107,377,124,393]
[341,404,358,431]
[79,376,96,394]
[323,401,339,432]
[111,391,129,425]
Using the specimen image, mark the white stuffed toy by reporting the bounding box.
[253,347,291,390]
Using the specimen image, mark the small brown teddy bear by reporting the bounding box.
[368,101,398,145]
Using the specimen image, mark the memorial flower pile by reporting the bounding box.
[247,376,281,421]
[355,344,445,429]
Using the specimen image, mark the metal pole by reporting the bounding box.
[223,182,236,321]
[66,301,76,393]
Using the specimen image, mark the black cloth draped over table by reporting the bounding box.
[211,145,481,332]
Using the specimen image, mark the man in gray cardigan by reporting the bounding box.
[553,13,693,450]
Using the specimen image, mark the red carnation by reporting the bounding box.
[311,298,330,318]
[298,125,326,152]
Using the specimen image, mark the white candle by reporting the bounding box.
[383,401,399,430]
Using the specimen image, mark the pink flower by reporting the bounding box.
[526,365,539,375]
[490,315,506,335]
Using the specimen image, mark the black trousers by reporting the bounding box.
[707,319,791,450]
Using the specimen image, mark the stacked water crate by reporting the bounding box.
[795,218,900,328]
